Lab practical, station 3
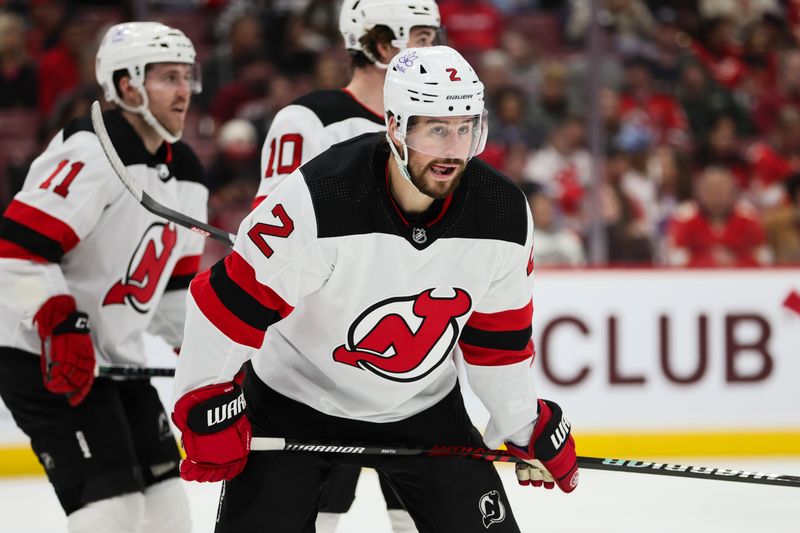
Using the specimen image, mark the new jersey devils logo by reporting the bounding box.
[478,490,506,528]
[103,222,177,313]
[333,288,471,382]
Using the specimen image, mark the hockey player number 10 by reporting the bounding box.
[40,159,84,197]
[247,204,295,258]
[264,134,303,178]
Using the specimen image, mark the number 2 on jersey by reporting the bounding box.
[247,204,294,258]
[40,159,84,197]
[264,134,303,178]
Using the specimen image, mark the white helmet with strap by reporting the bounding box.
[96,22,200,143]
[384,46,487,184]
[339,0,441,68]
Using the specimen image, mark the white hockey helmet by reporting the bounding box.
[339,0,441,67]
[384,46,487,183]
[96,22,200,143]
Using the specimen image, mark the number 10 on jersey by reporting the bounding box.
[264,134,303,178]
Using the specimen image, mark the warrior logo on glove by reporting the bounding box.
[333,288,471,382]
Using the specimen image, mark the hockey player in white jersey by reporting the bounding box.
[172,46,579,533]
[256,2,442,530]
[0,23,207,533]
[253,0,442,209]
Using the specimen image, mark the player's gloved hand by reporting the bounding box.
[33,295,95,406]
[505,399,579,493]
[172,381,251,482]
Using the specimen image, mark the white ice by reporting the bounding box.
[0,458,797,532]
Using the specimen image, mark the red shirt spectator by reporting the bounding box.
[666,167,770,267]
[37,44,79,117]
[439,0,503,53]
[691,17,747,89]
[748,141,794,188]
[619,93,688,146]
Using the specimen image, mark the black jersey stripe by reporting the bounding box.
[165,274,195,292]
[459,324,533,352]
[208,261,282,331]
[0,218,64,263]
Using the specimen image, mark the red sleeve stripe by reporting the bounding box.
[2,200,80,254]
[252,195,266,210]
[172,255,201,277]
[224,252,293,319]
[458,339,534,366]
[190,269,266,348]
[0,239,49,263]
[466,300,532,332]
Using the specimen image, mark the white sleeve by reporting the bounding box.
[173,171,331,399]
[0,129,118,351]
[459,206,538,449]
[254,105,330,204]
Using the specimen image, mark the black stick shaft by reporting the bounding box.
[96,365,176,378]
[251,438,800,488]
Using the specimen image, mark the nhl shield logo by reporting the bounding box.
[478,490,506,528]
[412,227,427,244]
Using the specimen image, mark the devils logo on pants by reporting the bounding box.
[333,288,471,382]
[103,222,177,313]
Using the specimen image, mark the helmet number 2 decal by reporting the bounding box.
[446,68,461,81]
[247,204,294,258]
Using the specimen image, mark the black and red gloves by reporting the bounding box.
[33,295,95,406]
[172,381,251,482]
[505,399,579,493]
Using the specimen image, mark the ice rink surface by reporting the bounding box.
[0,458,797,533]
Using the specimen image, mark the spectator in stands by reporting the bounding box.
[666,166,770,267]
[439,0,504,53]
[690,15,747,89]
[529,61,575,145]
[694,114,752,190]
[36,9,95,117]
[477,49,513,103]
[0,11,37,108]
[752,49,800,134]
[618,55,689,146]
[602,148,654,264]
[748,106,800,207]
[566,0,656,46]
[199,7,265,111]
[763,172,800,263]
[649,144,693,240]
[678,61,751,139]
[209,53,272,125]
[525,184,587,266]
[25,0,67,58]
[524,115,590,223]
[500,29,540,101]
[488,85,538,149]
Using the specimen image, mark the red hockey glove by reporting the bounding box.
[172,381,251,482]
[33,295,95,407]
[505,399,579,493]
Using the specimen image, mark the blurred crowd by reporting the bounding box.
[2,0,800,268]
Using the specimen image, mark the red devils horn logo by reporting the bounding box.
[103,222,177,313]
[333,288,471,382]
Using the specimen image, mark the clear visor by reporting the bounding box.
[144,62,202,94]
[397,110,488,161]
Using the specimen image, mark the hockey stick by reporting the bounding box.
[96,364,176,378]
[89,101,236,246]
[250,437,800,489]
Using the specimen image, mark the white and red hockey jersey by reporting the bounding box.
[0,110,208,367]
[254,89,385,207]
[177,133,538,447]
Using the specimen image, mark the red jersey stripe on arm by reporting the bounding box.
[459,339,534,366]
[3,200,80,253]
[466,300,532,332]
[172,255,201,277]
[252,195,266,210]
[0,239,49,262]
[190,269,266,348]
[224,251,294,319]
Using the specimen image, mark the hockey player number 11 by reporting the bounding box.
[40,159,84,198]
[247,204,294,258]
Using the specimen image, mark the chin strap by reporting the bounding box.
[386,132,414,184]
[116,83,182,143]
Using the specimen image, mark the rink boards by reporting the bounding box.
[2,268,799,475]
